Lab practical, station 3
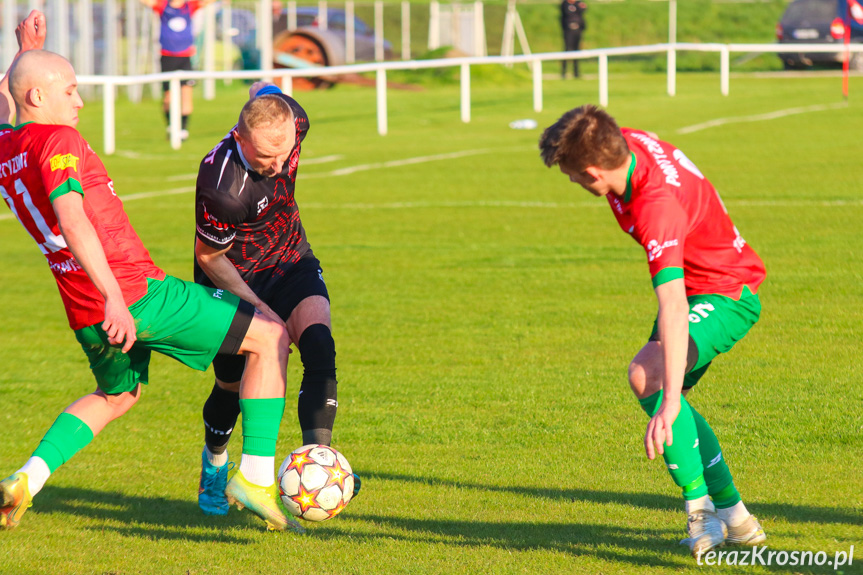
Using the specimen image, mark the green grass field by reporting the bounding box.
[1,71,862,574]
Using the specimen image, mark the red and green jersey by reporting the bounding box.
[0,123,165,330]
[606,128,765,299]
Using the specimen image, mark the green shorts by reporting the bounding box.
[74,276,247,395]
[649,286,761,389]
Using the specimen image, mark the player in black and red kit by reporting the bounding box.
[193,82,349,516]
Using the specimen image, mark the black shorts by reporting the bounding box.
[212,256,330,383]
[161,55,196,90]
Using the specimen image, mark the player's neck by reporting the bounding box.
[608,155,632,197]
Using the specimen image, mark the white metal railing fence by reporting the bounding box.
[76,42,863,153]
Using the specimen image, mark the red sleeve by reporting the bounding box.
[632,193,688,280]
[152,0,169,15]
[39,127,88,202]
[187,0,203,14]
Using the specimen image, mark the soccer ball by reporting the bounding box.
[277,444,355,522]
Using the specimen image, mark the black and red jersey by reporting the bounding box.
[194,94,314,295]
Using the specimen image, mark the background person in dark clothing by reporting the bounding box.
[561,0,587,78]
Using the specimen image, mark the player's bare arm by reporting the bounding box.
[53,193,137,353]
[194,238,283,324]
[644,277,689,460]
[0,10,46,125]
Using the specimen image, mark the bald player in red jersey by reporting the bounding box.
[540,105,767,558]
[0,12,301,533]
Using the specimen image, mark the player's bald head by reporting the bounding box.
[8,50,74,106]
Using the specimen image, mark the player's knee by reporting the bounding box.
[628,360,650,397]
[297,324,336,376]
[103,384,141,417]
[248,314,290,358]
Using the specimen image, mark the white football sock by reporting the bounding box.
[204,446,228,468]
[239,454,275,487]
[717,501,750,527]
[685,495,715,515]
[18,457,51,496]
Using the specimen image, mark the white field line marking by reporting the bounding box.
[301,148,496,178]
[677,102,848,134]
[134,155,346,182]
[302,154,344,165]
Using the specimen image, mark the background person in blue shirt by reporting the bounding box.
[140,0,215,139]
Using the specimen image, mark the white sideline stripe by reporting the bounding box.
[677,102,848,134]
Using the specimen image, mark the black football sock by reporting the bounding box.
[296,324,338,446]
[203,381,241,455]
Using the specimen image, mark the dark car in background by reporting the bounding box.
[776,0,863,70]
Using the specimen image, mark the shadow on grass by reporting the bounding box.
[322,514,687,568]
[34,486,263,543]
[363,470,863,527]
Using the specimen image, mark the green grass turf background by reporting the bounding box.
[0,71,862,574]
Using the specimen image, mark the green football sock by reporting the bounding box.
[31,413,95,473]
[689,405,741,509]
[238,397,286,457]
[639,391,708,500]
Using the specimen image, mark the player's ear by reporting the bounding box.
[583,166,601,182]
[25,86,42,107]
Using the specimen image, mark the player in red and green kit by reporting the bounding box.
[539,105,767,558]
[0,12,300,533]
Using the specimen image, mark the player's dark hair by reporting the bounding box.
[538,104,630,172]
[237,94,294,137]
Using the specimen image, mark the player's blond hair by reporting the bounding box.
[538,104,630,172]
[237,95,294,138]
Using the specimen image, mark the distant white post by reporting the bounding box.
[204,2,216,99]
[533,57,542,112]
[104,0,119,76]
[375,1,384,62]
[77,0,94,77]
[54,0,70,57]
[288,1,297,29]
[346,1,355,63]
[259,0,273,79]
[376,69,388,135]
[473,1,485,57]
[169,77,183,149]
[720,45,730,96]
[318,0,328,30]
[599,54,608,106]
[2,1,15,70]
[667,0,676,96]
[401,1,410,60]
[103,80,116,154]
[222,2,233,80]
[429,1,440,50]
[460,63,470,123]
[125,0,141,101]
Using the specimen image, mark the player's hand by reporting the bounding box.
[16,10,47,53]
[248,81,276,99]
[644,397,680,460]
[254,301,285,327]
[102,299,137,353]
